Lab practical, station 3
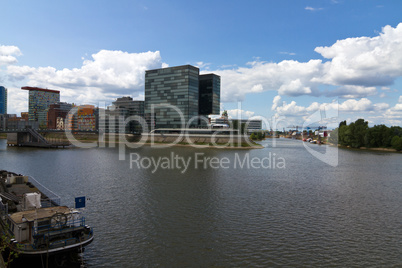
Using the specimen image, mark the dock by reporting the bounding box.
[4,127,71,148]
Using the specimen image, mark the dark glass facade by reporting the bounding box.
[145,65,200,129]
[199,74,220,116]
[0,86,7,114]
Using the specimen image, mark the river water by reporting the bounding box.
[1,138,401,267]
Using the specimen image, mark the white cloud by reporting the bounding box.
[6,87,28,115]
[214,59,323,101]
[272,98,389,118]
[195,61,211,69]
[278,79,312,95]
[305,6,323,11]
[324,85,377,98]
[271,95,282,111]
[210,23,402,102]
[314,23,402,86]
[226,109,255,119]
[390,96,402,111]
[0,45,22,65]
[6,50,164,106]
[279,51,296,56]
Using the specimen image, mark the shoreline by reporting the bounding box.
[78,140,264,150]
[1,135,264,150]
[327,143,401,153]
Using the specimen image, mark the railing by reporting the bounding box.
[32,217,86,235]
[26,127,50,144]
[28,176,61,206]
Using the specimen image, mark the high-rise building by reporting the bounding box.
[21,86,60,127]
[199,74,220,116]
[0,86,7,114]
[144,65,220,130]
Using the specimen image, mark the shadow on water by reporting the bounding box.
[8,251,87,268]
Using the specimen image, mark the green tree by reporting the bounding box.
[391,136,402,151]
[365,124,389,148]
[0,225,20,267]
[339,120,347,128]
[344,119,368,148]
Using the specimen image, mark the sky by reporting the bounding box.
[1,0,402,129]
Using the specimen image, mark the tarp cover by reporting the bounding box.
[24,192,41,210]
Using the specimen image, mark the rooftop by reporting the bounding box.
[21,86,60,94]
[9,206,72,224]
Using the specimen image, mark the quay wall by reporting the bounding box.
[142,133,252,145]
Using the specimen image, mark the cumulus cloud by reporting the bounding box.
[382,97,402,125]
[6,87,28,115]
[209,23,402,102]
[324,85,377,98]
[314,23,402,86]
[0,45,22,65]
[389,96,402,111]
[6,50,164,105]
[214,59,323,101]
[272,97,389,118]
[226,109,255,119]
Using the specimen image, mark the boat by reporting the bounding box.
[0,171,93,257]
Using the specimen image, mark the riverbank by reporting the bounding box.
[326,143,401,153]
[3,132,263,149]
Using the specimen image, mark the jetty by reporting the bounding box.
[2,126,71,148]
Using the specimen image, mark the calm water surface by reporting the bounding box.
[1,138,401,267]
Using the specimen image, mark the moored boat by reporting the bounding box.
[0,171,93,257]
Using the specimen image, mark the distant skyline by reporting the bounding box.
[1,0,402,127]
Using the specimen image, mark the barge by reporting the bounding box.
[0,171,93,258]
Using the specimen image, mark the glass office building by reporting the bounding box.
[0,86,7,114]
[145,65,201,129]
[199,74,220,116]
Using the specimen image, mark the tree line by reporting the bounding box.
[328,119,402,151]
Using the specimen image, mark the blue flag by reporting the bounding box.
[75,196,86,209]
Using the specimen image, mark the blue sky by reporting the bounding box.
[1,0,402,128]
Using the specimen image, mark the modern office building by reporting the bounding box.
[144,65,220,130]
[99,97,145,133]
[47,102,73,129]
[199,74,220,116]
[0,86,7,114]
[21,86,60,127]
